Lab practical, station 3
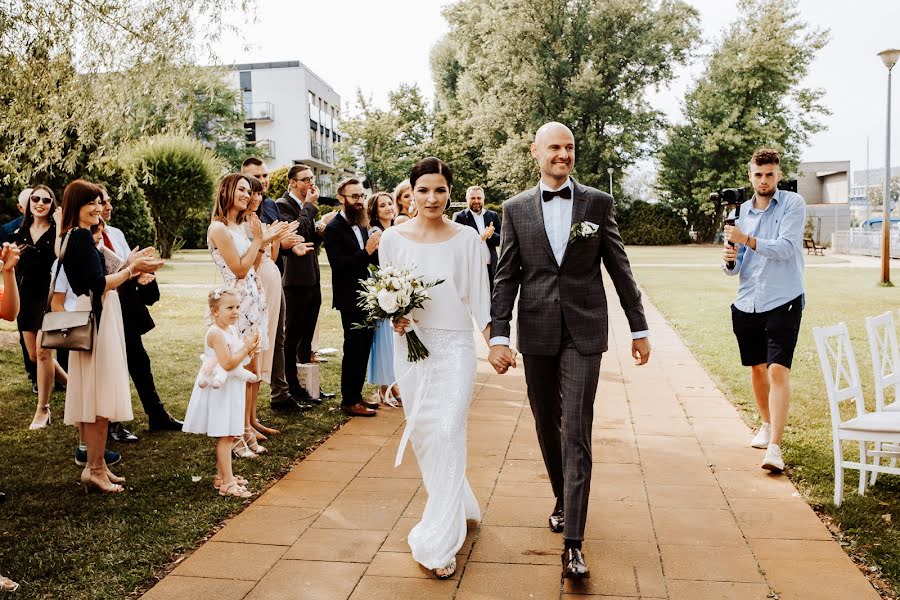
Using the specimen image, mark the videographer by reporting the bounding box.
[722,148,806,473]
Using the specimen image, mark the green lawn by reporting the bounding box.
[0,253,356,599]
[629,244,900,592]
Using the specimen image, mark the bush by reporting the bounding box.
[268,166,289,200]
[126,135,223,258]
[618,200,690,246]
[86,158,156,248]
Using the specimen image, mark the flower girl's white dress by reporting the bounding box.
[378,225,491,570]
[182,325,247,437]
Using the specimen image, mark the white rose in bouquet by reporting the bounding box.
[397,287,412,308]
[377,288,400,313]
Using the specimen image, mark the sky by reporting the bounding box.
[214,0,900,182]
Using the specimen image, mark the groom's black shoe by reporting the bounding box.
[562,548,590,579]
[549,506,565,533]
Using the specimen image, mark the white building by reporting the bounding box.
[228,60,344,197]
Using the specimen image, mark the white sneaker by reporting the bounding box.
[761,444,785,472]
[750,423,771,449]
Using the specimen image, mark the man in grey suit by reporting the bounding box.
[489,122,651,579]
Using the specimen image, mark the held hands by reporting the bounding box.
[366,230,381,255]
[489,345,517,374]
[0,243,20,271]
[632,337,651,366]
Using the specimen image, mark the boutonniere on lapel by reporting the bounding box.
[569,220,600,242]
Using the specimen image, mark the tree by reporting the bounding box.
[338,84,433,192]
[0,0,253,217]
[126,136,223,258]
[656,0,829,241]
[430,0,700,198]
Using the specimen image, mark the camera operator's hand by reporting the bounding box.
[723,224,749,246]
[722,243,739,264]
[632,337,651,366]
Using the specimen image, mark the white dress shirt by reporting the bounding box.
[469,209,492,264]
[340,210,364,250]
[105,225,130,260]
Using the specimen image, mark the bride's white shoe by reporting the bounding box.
[432,558,456,579]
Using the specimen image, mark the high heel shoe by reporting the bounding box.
[244,428,267,454]
[252,420,280,436]
[232,437,258,459]
[28,405,51,430]
[80,466,124,494]
[250,426,267,442]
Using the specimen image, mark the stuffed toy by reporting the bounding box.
[198,354,258,389]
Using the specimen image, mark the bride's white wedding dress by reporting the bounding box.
[379,224,491,570]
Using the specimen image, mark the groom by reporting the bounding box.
[489,122,651,579]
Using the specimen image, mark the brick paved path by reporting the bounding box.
[142,295,880,600]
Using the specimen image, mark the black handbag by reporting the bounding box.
[40,231,95,352]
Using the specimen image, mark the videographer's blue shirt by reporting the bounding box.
[723,189,806,313]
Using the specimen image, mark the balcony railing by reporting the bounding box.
[250,139,275,159]
[310,142,335,164]
[244,101,274,121]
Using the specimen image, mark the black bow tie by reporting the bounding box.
[542,186,572,202]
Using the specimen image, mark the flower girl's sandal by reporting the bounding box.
[218,480,251,499]
[432,558,456,579]
[0,575,20,592]
[213,475,248,490]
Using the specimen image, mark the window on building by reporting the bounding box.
[244,122,256,142]
[308,91,316,105]
[239,71,252,92]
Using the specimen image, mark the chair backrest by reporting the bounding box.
[813,323,866,427]
[866,312,900,410]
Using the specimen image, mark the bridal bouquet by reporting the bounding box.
[356,265,444,362]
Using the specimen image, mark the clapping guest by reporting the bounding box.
[323,178,380,417]
[453,185,501,291]
[244,175,299,437]
[393,179,416,225]
[6,189,38,395]
[365,192,401,406]
[59,180,162,494]
[208,174,291,458]
[98,187,183,438]
[0,242,20,592]
[11,185,68,430]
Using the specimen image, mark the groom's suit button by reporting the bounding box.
[553,298,559,304]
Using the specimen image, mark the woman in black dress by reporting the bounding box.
[11,185,67,430]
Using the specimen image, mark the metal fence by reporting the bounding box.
[833,230,900,259]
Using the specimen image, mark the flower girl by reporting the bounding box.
[183,288,260,498]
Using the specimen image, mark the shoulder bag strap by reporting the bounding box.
[44,230,72,314]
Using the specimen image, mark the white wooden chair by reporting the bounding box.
[864,312,900,485]
[813,323,900,506]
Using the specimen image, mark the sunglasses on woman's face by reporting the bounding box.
[30,196,52,205]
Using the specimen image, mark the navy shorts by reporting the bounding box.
[731,295,803,369]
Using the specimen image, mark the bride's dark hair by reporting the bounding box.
[409,157,453,188]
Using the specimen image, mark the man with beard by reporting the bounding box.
[454,185,501,291]
[323,178,380,417]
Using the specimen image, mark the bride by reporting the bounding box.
[379,157,492,579]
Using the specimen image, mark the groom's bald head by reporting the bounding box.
[532,122,575,183]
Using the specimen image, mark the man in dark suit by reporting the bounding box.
[100,192,182,440]
[275,164,323,406]
[453,185,501,290]
[489,122,651,579]
[323,178,380,417]
[241,157,304,411]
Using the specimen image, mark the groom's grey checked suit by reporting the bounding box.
[490,177,647,541]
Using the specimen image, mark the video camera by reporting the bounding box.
[709,188,747,270]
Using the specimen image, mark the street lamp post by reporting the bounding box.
[878,48,900,285]
[607,167,614,196]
